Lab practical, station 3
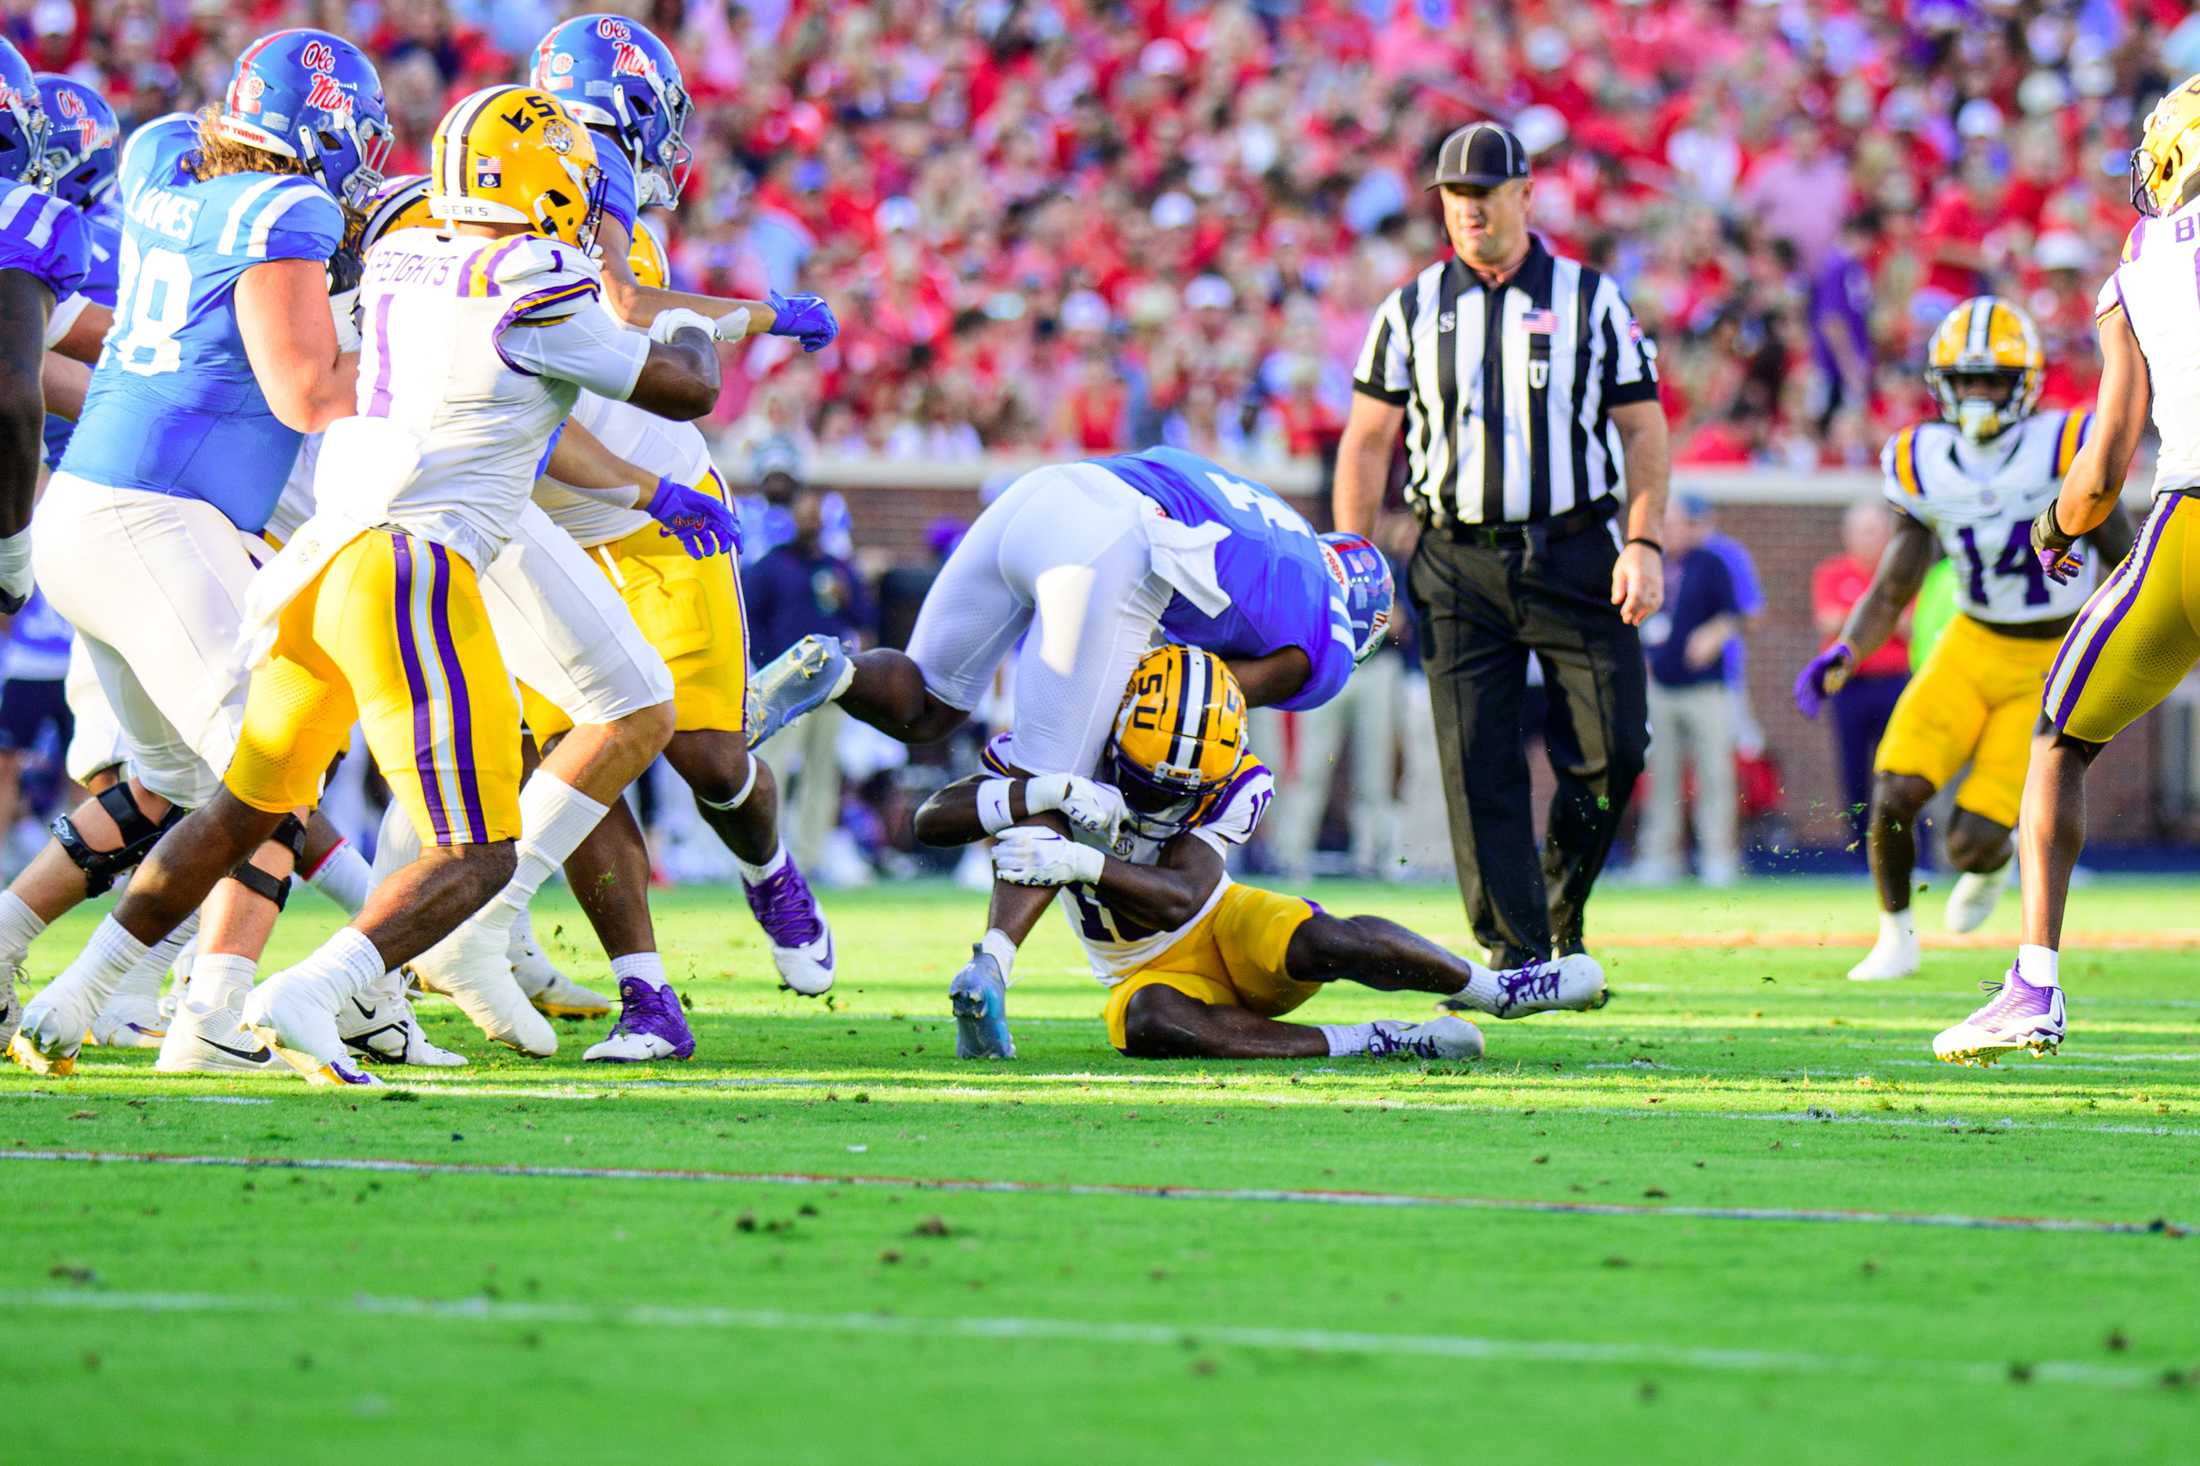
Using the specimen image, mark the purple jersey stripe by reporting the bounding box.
[476,235,528,297]
[2049,497,2179,727]
[390,533,452,844]
[426,542,489,843]
[365,294,396,417]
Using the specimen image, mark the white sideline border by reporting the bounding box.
[10,1287,2173,1391]
[2,1147,2188,1237]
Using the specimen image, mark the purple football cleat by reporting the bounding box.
[1933,968,2066,1067]
[742,857,835,996]
[583,978,698,1063]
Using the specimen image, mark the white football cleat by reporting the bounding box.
[1933,968,2065,1067]
[0,961,21,1057]
[241,970,383,1088]
[155,996,282,1074]
[1944,864,2014,935]
[408,919,556,1056]
[337,972,466,1068]
[1846,927,1920,982]
[1367,1016,1486,1060]
[8,967,111,1076]
[89,994,167,1049]
[508,913,611,1019]
[1441,952,1608,1019]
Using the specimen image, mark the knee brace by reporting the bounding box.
[221,813,309,911]
[51,783,185,896]
[696,755,759,813]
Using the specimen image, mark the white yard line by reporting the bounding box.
[2,1147,2186,1236]
[8,1286,2166,1390]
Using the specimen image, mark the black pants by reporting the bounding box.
[1409,523,1650,968]
[1830,671,1907,844]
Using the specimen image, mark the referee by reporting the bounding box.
[1334,122,1670,970]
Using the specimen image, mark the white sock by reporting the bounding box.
[172,922,200,983]
[610,951,669,993]
[484,773,610,936]
[979,927,1018,984]
[184,951,258,1011]
[1881,908,1916,944]
[736,842,788,885]
[305,840,375,917]
[285,926,387,1002]
[508,905,539,959]
[0,889,46,963]
[1321,1022,1376,1057]
[73,914,151,991]
[2016,944,2060,988]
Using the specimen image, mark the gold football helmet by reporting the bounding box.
[2132,73,2200,218]
[429,85,604,249]
[357,172,433,253]
[1924,296,2042,442]
[1108,645,1249,824]
[628,216,670,289]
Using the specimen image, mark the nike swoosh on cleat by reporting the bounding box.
[202,1038,273,1063]
[350,999,378,1021]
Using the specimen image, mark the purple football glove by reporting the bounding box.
[1794,642,1854,721]
[766,290,839,352]
[645,477,740,560]
[2031,502,2083,584]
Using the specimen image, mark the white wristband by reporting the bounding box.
[710,307,753,343]
[977,778,1015,835]
[648,307,717,344]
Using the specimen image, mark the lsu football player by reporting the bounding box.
[1795,298,2134,983]
[914,647,1604,1060]
[7,31,393,1078]
[70,85,722,1086]
[530,16,837,354]
[1929,74,2200,1064]
[748,446,1395,1060]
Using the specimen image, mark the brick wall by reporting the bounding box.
[803,469,2188,852]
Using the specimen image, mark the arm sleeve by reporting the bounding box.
[498,299,651,399]
[1595,276,1660,406]
[1350,288,1412,404]
[2095,271,2124,321]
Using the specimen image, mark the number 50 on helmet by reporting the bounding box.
[430,85,606,250]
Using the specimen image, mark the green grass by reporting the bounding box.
[4,876,2198,1463]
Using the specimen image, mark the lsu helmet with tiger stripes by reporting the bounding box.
[430,85,605,251]
[357,172,433,253]
[1924,296,2042,443]
[1109,645,1249,822]
[628,216,670,288]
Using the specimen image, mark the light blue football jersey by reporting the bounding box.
[1089,447,1357,712]
[42,202,120,466]
[58,115,345,533]
[0,176,90,303]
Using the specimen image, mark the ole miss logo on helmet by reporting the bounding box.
[304,72,354,119]
[611,41,658,80]
[300,38,337,73]
[53,88,85,122]
[594,17,632,40]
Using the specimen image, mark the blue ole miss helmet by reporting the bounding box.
[209,29,394,211]
[1320,531,1395,664]
[531,14,693,208]
[35,75,119,208]
[0,39,51,186]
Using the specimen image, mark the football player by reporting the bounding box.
[914,646,1605,1060]
[1931,75,2200,1064]
[747,446,1397,1059]
[69,85,722,1086]
[7,31,391,1077]
[1795,297,2133,982]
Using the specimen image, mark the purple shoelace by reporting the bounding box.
[745,860,824,946]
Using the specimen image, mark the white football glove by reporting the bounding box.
[991,826,1106,888]
[0,527,31,614]
[1022,772,1128,843]
[649,306,718,344]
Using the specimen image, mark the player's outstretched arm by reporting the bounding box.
[597,215,836,353]
[626,310,721,421]
[1796,510,1934,717]
[541,416,737,558]
[235,259,356,434]
[914,773,1126,848]
[2052,305,2150,541]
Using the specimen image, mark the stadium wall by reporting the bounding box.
[750,453,2196,854]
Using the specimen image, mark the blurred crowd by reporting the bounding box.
[12,0,2196,468]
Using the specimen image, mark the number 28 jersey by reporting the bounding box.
[1880,410,2098,625]
[58,115,346,533]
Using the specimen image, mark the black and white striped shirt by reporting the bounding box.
[1352,236,1659,526]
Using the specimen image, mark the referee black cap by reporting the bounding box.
[1427,122,1531,189]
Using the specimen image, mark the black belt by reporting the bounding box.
[1427,496,1616,549]
[1965,611,2076,641]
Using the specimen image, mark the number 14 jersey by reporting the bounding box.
[1880,409,2098,625]
[59,114,345,534]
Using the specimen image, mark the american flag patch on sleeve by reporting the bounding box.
[1521,308,1558,334]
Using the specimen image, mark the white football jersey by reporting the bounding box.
[535,391,717,549]
[317,228,649,570]
[263,430,321,546]
[2102,201,2200,497]
[981,732,1275,981]
[1880,410,2099,624]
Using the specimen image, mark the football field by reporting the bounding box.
[4,876,2196,1463]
